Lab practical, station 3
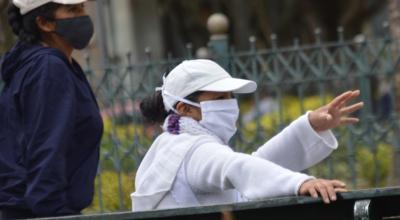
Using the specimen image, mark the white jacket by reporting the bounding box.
[131,113,338,211]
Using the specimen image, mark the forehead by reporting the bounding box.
[197,91,232,101]
[54,3,85,17]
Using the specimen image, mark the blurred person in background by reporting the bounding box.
[132,59,363,211]
[0,0,103,218]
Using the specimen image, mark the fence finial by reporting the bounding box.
[337,26,344,42]
[270,33,278,49]
[249,36,256,51]
[293,38,299,48]
[126,52,132,66]
[207,13,229,68]
[145,47,152,61]
[186,43,193,59]
[382,21,390,40]
[207,13,229,40]
[314,28,322,44]
[354,34,366,44]
[196,47,210,59]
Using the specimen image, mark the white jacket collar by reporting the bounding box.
[131,116,221,211]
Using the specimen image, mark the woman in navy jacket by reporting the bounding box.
[0,0,103,218]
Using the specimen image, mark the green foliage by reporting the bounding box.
[241,95,333,139]
[85,171,135,213]
[356,143,394,187]
[85,116,151,212]
[99,117,155,171]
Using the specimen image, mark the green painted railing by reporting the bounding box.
[37,187,400,220]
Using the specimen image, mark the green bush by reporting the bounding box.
[84,171,135,213]
[356,143,394,187]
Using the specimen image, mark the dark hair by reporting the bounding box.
[7,3,60,44]
[140,91,203,124]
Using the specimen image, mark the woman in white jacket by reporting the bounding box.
[131,59,363,211]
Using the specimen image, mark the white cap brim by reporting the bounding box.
[15,0,88,15]
[53,0,87,4]
[198,77,257,94]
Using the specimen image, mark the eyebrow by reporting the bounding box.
[65,4,84,10]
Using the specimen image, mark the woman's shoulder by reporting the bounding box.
[33,47,71,69]
[2,43,72,84]
[15,43,69,68]
[25,49,76,85]
[158,131,220,142]
[155,132,226,152]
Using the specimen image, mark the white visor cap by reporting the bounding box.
[13,0,87,15]
[161,59,257,111]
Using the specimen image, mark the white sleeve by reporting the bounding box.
[184,143,313,201]
[251,112,338,172]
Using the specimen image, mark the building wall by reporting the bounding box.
[74,0,164,69]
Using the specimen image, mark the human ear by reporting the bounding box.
[175,102,192,116]
[36,16,56,33]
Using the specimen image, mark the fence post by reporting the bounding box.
[207,13,229,69]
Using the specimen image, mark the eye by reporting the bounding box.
[216,95,225,100]
[68,4,84,13]
[216,93,233,100]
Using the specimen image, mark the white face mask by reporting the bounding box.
[160,90,239,143]
[198,99,239,143]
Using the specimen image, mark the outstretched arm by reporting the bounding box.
[185,143,313,201]
[252,90,363,171]
[185,142,346,204]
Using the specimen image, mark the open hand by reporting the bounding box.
[298,179,347,204]
[308,90,364,132]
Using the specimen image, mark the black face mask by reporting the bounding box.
[54,16,94,50]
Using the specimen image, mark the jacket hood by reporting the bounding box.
[0,42,56,83]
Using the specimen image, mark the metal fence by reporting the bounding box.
[82,26,400,212]
[1,27,400,213]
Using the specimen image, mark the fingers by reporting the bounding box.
[324,182,337,202]
[330,180,347,188]
[334,188,348,193]
[316,182,337,203]
[308,187,318,198]
[331,92,363,127]
[329,90,355,108]
[330,90,360,109]
[340,117,359,124]
[331,180,347,194]
[338,90,361,108]
[315,183,330,204]
[340,102,364,115]
[300,179,347,204]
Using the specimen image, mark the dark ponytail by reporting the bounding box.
[140,90,204,124]
[7,3,60,44]
[140,91,169,124]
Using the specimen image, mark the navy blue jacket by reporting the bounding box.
[0,42,103,217]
